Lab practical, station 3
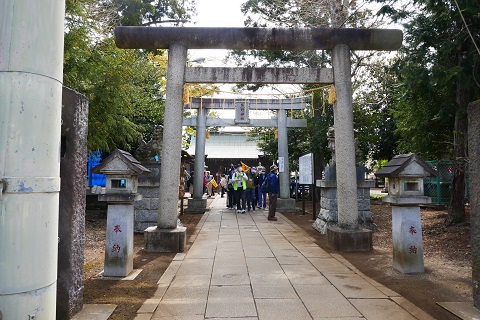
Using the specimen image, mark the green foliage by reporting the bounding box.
[370,0,480,158]
[63,0,196,152]
[111,0,196,26]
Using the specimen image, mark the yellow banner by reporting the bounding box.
[210,179,218,188]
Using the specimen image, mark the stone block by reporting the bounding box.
[135,210,158,222]
[134,198,150,210]
[144,226,187,253]
[319,208,337,221]
[150,198,159,210]
[134,221,157,233]
[321,198,338,210]
[277,198,296,211]
[321,188,337,199]
[327,226,372,252]
[137,186,160,198]
[358,199,371,211]
[186,198,207,213]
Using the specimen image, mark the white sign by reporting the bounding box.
[278,157,285,173]
[299,153,314,185]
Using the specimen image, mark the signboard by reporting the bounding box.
[299,153,314,185]
[278,157,285,173]
[235,101,249,124]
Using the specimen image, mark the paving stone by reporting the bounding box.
[349,298,417,320]
[137,298,161,314]
[175,258,214,276]
[206,285,257,318]
[249,274,298,299]
[152,299,206,318]
[157,261,182,285]
[281,263,329,285]
[307,257,355,274]
[294,284,361,318]
[324,273,386,299]
[255,298,311,320]
[71,304,117,320]
[246,257,284,274]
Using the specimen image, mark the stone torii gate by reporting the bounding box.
[115,27,403,252]
[184,97,307,212]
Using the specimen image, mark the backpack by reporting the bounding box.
[261,174,270,192]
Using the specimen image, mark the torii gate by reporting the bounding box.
[115,27,403,252]
[183,97,308,212]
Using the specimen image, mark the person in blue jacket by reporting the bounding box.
[266,164,280,221]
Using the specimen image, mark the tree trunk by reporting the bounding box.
[446,59,469,225]
[468,100,480,308]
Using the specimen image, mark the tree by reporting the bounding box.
[110,0,196,26]
[371,0,480,224]
[63,0,196,152]
[228,0,398,167]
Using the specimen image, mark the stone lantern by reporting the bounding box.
[375,153,437,273]
[92,149,150,278]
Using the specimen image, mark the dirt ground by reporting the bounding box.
[83,197,472,319]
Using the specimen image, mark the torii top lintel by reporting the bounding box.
[115,27,403,51]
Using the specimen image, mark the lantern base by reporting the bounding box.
[144,226,186,253]
[327,226,373,252]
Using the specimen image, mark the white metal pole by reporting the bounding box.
[0,0,65,318]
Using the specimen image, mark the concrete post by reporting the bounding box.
[193,107,207,200]
[144,43,187,252]
[277,109,290,199]
[157,43,187,228]
[468,100,480,307]
[0,0,65,318]
[331,44,359,229]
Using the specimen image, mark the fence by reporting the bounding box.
[424,160,469,205]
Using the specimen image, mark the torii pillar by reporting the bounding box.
[115,27,402,252]
[183,98,308,212]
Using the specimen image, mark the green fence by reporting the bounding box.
[424,160,470,205]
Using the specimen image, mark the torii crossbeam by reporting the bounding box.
[114,26,403,253]
[183,97,308,206]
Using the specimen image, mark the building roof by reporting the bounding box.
[186,133,263,159]
[92,149,150,175]
[375,153,437,178]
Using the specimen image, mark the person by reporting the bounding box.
[246,166,257,211]
[187,171,194,196]
[220,174,227,198]
[205,171,213,198]
[227,165,236,209]
[257,168,267,209]
[266,164,280,221]
[233,163,247,213]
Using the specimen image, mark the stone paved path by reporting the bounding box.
[134,197,435,320]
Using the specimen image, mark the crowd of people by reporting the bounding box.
[185,163,280,221]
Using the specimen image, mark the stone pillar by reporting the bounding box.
[0,0,65,318]
[331,44,359,229]
[187,106,207,212]
[104,204,135,277]
[277,109,296,210]
[468,100,480,307]
[57,87,89,319]
[391,206,424,273]
[144,43,187,252]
